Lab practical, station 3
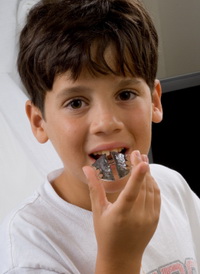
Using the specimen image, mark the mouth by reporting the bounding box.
[89,147,127,161]
[91,147,130,181]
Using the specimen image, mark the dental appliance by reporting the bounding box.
[92,151,130,181]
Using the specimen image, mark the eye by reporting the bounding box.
[117,90,136,101]
[66,98,87,109]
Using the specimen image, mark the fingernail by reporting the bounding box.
[82,166,89,179]
[143,154,149,163]
[134,150,141,158]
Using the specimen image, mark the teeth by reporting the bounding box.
[93,147,124,156]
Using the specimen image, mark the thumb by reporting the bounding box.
[82,166,108,213]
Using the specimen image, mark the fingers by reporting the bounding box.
[136,152,161,217]
[82,166,108,213]
[118,151,149,205]
[144,172,161,218]
[152,178,161,217]
[83,150,161,219]
[118,150,160,215]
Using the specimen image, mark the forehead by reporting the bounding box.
[58,42,137,84]
[90,42,118,70]
[52,41,142,93]
[92,41,136,74]
[53,68,144,97]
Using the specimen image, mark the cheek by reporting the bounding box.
[52,120,87,154]
[128,106,152,148]
[128,106,152,129]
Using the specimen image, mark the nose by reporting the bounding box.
[90,105,124,135]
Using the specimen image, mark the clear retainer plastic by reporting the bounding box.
[92,152,131,181]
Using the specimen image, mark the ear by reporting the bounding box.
[152,79,163,123]
[25,100,49,143]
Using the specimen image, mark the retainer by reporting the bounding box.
[92,152,131,181]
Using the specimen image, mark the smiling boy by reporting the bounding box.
[0,0,200,273]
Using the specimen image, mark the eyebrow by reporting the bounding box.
[117,78,142,88]
[56,78,142,100]
[56,86,92,100]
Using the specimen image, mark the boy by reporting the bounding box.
[0,0,199,273]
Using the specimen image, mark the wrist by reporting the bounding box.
[95,253,142,274]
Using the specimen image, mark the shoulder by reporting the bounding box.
[0,184,64,272]
[0,176,93,272]
[0,190,41,230]
[150,163,192,196]
[0,191,41,271]
[150,163,186,185]
[150,163,182,177]
[150,163,200,207]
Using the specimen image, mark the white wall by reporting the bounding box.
[142,0,200,79]
[0,1,63,222]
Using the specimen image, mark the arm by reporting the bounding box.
[83,150,161,274]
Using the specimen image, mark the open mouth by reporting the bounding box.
[90,147,127,161]
[91,148,130,181]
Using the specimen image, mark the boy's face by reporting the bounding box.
[26,68,162,203]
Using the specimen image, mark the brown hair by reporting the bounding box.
[17,0,158,113]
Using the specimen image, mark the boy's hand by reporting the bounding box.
[83,150,161,274]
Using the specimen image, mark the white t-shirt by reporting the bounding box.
[0,164,199,273]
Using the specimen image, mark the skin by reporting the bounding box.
[26,64,163,273]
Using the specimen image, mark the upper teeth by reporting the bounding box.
[93,148,124,156]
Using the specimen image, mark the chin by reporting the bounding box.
[102,175,129,194]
